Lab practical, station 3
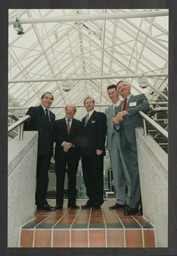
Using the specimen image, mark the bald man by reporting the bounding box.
[54,104,83,209]
[113,81,150,215]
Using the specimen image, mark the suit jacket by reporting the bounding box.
[24,105,55,155]
[116,94,150,149]
[105,102,122,151]
[80,111,107,156]
[54,118,83,160]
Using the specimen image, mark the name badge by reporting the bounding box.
[92,121,96,123]
[129,102,137,107]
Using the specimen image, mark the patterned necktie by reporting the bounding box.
[85,113,89,126]
[113,105,117,117]
[45,108,50,122]
[122,98,127,111]
[67,119,70,134]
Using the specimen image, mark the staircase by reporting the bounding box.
[20,199,156,248]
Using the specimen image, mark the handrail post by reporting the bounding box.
[143,119,147,136]
[18,123,24,140]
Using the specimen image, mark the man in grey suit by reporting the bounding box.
[113,81,150,215]
[105,85,131,210]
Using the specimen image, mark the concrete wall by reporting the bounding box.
[136,127,168,247]
[8,131,38,247]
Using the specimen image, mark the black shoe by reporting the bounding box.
[55,204,63,210]
[81,201,94,209]
[68,204,80,209]
[124,207,138,215]
[138,207,143,215]
[109,203,127,210]
[92,203,101,210]
[37,204,56,211]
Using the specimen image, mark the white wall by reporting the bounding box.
[8,131,38,247]
[136,127,168,247]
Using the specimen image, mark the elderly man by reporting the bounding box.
[54,104,82,209]
[24,92,56,211]
[105,85,131,210]
[113,81,150,215]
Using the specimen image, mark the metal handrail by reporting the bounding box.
[8,113,19,121]
[139,111,168,139]
[8,115,31,140]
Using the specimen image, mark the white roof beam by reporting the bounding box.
[9,73,168,83]
[9,10,168,25]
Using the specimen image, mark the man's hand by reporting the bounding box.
[63,142,72,152]
[113,110,128,124]
[112,116,120,125]
[96,149,103,155]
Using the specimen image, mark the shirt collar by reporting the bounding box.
[65,117,73,122]
[113,99,121,107]
[125,94,131,101]
[41,104,48,111]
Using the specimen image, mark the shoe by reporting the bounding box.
[81,201,94,209]
[138,206,143,215]
[37,204,56,211]
[68,204,80,209]
[109,203,127,210]
[92,203,101,210]
[124,207,138,215]
[55,204,63,210]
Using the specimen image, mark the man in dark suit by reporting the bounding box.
[24,92,55,211]
[80,97,107,210]
[113,81,150,215]
[54,104,82,209]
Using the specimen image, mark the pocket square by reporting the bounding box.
[91,120,96,123]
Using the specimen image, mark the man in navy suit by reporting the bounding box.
[80,97,107,209]
[113,81,150,215]
[54,104,82,209]
[24,92,56,211]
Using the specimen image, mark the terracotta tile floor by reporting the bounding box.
[20,199,156,248]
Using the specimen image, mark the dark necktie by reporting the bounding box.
[67,119,70,134]
[122,98,127,111]
[45,109,50,122]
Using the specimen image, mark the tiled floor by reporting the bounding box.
[20,199,156,248]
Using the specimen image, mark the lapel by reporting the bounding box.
[127,94,135,108]
[69,118,76,136]
[49,110,54,124]
[109,105,114,117]
[62,118,68,136]
[38,105,50,127]
[120,95,133,110]
[86,110,96,126]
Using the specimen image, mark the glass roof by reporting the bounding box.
[8,9,168,120]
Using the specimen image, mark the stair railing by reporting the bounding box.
[8,115,31,140]
[139,111,168,139]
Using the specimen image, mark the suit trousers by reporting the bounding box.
[82,154,104,206]
[122,141,141,209]
[109,132,131,205]
[36,154,51,207]
[55,153,79,207]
